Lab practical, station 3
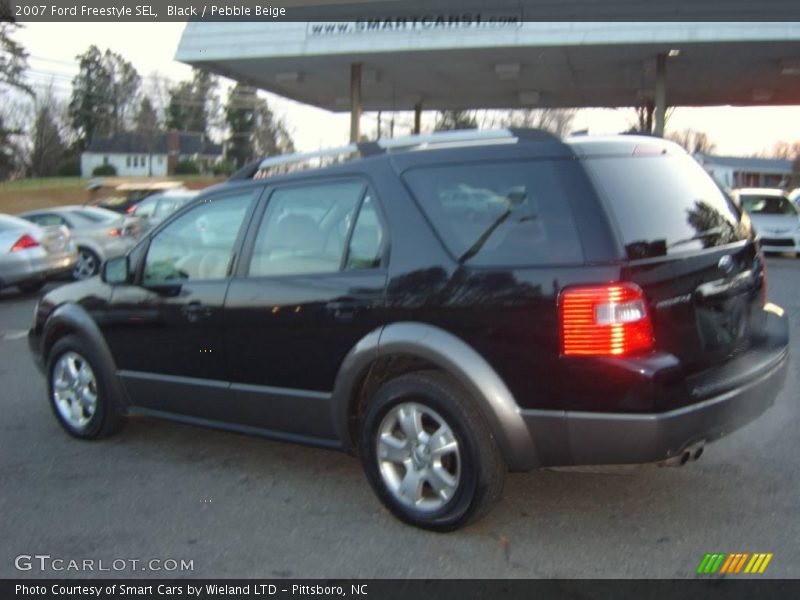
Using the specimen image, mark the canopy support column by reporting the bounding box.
[350,63,362,143]
[654,53,667,137]
[413,102,422,134]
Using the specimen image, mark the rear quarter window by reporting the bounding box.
[403,160,584,266]
[583,154,748,259]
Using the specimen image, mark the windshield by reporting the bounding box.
[740,194,798,216]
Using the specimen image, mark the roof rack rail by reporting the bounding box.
[232,128,560,180]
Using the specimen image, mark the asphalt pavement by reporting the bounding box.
[1,258,798,579]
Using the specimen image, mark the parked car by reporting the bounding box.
[89,180,187,214]
[128,190,199,234]
[18,206,141,280]
[732,188,800,256]
[0,214,77,293]
[788,187,800,208]
[29,130,789,531]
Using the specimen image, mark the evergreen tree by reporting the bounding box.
[29,104,66,177]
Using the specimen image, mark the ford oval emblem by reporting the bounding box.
[718,255,735,275]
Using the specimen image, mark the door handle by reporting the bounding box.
[181,302,213,321]
[326,299,370,319]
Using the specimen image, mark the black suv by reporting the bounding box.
[29,130,789,531]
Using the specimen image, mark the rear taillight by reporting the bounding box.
[126,205,137,214]
[560,283,654,357]
[107,228,122,237]
[10,234,40,252]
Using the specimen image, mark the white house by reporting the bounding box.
[80,132,223,177]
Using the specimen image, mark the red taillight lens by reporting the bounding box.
[127,205,137,214]
[560,283,654,357]
[107,228,121,237]
[10,234,40,252]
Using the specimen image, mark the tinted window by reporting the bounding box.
[345,195,385,269]
[143,192,253,282]
[403,161,583,266]
[584,154,747,259]
[248,180,365,277]
[740,194,798,216]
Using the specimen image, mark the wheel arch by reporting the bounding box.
[42,303,129,407]
[331,322,539,471]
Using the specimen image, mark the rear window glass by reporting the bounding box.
[584,154,747,259]
[403,160,584,266]
[740,194,798,216]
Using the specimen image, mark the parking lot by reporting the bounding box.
[0,256,798,579]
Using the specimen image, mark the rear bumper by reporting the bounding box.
[0,249,77,287]
[521,308,789,467]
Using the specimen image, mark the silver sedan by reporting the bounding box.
[18,206,140,280]
[0,214,77,293]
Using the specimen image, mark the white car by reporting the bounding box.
[733,188,800,256]
[788,187,800,208]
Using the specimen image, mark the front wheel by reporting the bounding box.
[47,335,125,439]
[360,372,506,531]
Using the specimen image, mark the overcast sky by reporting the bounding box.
[15,22,800,156]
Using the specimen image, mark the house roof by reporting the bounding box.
[86,132,223,157]
[695,153,793,174]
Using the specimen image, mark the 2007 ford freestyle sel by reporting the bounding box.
[29,129,789,530]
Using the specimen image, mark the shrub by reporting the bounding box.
[57,158,81,177]
[174,159,200,175]
[212,161,237,176]
[92,164,117,176]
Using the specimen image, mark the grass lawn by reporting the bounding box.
[0,176,224,214]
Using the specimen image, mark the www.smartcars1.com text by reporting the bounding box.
[14,4,287,18]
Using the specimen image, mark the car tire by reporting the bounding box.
[17,280,45,293]
[73,247,101,280]
[360,371,506,531]
[46,334,125,439]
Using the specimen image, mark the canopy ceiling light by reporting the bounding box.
[495,63,521,80]
[275,71,302,84]
[518,90,541,105]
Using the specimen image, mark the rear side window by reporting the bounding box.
[403,160,584,266]
[583,154,747,259]
[249,180,366,277]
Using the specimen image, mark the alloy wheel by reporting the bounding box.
[73,249,98,280]
[376,402,461,512]
[52,351,98,429]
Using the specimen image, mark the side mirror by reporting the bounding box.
[102,256,129,284]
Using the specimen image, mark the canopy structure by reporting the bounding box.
[175,2,800,141]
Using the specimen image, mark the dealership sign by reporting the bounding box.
[307,13,522,37]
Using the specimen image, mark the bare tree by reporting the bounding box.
[667,129,716,154]
[770,141,800,159]
[502,108,576,137]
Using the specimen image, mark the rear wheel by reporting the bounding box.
[73,247,100,280]
[47,335,125,439]
[360,371,505,531]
